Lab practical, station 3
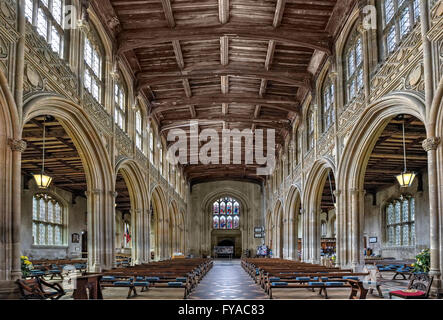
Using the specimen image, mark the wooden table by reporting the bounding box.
[73,274,103,300]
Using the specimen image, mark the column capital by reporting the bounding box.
[422,137,441,152]
[8,138,27,152]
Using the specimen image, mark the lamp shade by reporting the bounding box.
[396,171,416,188]
[33,173,53,189]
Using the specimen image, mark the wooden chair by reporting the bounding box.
[389,273,433,299]
[16,277,65,300]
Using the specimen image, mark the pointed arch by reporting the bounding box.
[115,158,149,263]
[336,91,427,268]
[150,185,168,260]
[22,93,115,271]
[284,185,302,260]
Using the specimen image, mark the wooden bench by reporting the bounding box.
[16,277,65,300]
[389,273,433,299]
[268,278,368,299]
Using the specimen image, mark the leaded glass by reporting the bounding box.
[52,0,63,25]
[395,226,401,245]
[220,202,226,214]
[54,226,61,245]
[33,197,38,220]
[387,27,396,52]
[213,216,219,229]
[25,0,33,22]
[47,201,54,223]
[47,225,53,245]
[402,225,409,246]
[233,216,239,229]
[410,198,415,221]
[37,9,48,40]
[39,223,45,245]
[32,223,37,245]
[227,216,233,229]
[227,202,232,215]
[385,0,395,24]
[387,204,394,224]
[39,198,46,220]
[213,197,240,229]
[410,223,416,245]
[55,203,61,224]
[400,7,411,37]
[220,216,226,229]
[234,202,239,214]
[388,226,394,245]
[402,199,409,222]
[395,201,401,223]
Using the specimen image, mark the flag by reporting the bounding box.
[124,224,131,244]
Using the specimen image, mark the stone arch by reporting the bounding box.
[303,158,335,263]
[283,185,302,260]
[0,69,21,280]
[22,94,114,271]
[150,185,168,260]
[115,158,149,263]
[336,91,427,268]
[265,209,272,249]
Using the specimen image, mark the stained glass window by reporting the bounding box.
[32,194,64,245]
[307,106,315,150]
[212,197,240,230]
[386,196,415,246]
[213,216,219,229]
[383,0,420,58]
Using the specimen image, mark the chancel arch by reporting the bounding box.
[22,94,114,271]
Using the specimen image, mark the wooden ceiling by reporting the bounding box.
[92,0,351,184]
[22,116,133,213]
[21,116,87,198]
[364,115,427,194]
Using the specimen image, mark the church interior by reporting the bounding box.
[0,0,443,301]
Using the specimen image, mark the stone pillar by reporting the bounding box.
[85,189,115,271]
[350,189,364,270]
[334,190,342,267]
[9,139,26,280]
[423,137,441,292]
[131,209,143,265]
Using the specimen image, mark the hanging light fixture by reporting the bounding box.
[396,117,416,188]
[33,117,53,189]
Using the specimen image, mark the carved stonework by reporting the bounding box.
[8,139,27,152]
[422,137,441,152]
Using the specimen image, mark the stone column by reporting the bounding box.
[423,137,441,291]
[334,190,342,267]
[9,139,26,280]
[350,189,364,270]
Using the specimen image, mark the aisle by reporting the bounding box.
[188,259,268,300]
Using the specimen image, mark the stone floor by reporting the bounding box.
[59,260,410,300]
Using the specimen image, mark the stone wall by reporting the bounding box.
[187,181,264,258]
[20,179,87,260]
[363,173,430,260]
